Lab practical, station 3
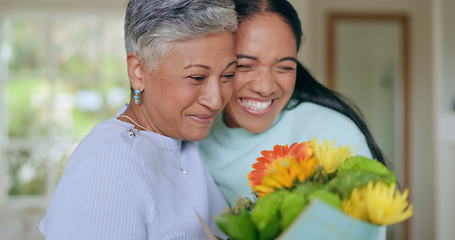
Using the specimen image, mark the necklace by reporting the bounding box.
[118,114,153,132]
[118,114,188,175]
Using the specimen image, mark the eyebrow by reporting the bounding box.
[237,54,258,61]
[184,64,211,70]
[276,57,298,63]
[184,61,237,71]
[237,54,298,64]
[224,61,237,71]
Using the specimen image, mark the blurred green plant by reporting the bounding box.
[7,149,47,196]
[7,77,49,138]
[4,17,128,196]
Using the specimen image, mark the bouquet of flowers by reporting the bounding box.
[216,139,413,240]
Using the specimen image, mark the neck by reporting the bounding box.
[119,101,163,135]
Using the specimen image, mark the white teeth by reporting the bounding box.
[240,99,272,112]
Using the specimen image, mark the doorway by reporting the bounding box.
[327,12,411,240]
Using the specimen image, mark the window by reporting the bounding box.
[0,15,129,200]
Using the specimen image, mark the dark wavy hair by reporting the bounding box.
[233,0,387,165]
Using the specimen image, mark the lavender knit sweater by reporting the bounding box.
[40,118,227,240]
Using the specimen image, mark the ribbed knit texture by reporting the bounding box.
[199,102,373,205]
[40,118,227,240]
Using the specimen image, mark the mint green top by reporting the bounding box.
[199,102,372,205]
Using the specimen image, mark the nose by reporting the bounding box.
[198,79,223,111]
[249,68,278,97]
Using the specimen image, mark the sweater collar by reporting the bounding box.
[114,105,182,151]
[210,111,285,148]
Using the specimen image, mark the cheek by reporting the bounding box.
[221,83,234,102]
[176,90,201,112]
[148,80,197,114]
[279,74,297,95]
[232,72,253,94]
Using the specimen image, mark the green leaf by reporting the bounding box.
[251,190,289,240]
[279,191,308,230]
[338,156,396,181]
[294,182,324,196]
[308,189,341,209]
[216,208,258,240]
[326,169,396,198]
[258,218,281,240]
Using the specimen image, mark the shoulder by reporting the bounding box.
[45,120,155,220]
[286,102,348,121]
[41,120,168,239]
[284,102,360,133]
[69,118,155,166]
[282,102,371,157]
[75,118,138,153]
[59,119,156,193]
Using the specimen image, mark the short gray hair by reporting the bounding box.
[124,0,237,70]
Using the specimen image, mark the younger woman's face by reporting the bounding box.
[224,12,297,133]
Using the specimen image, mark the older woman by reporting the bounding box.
[39,0,237,239]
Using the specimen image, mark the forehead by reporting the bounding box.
[157,31,235,67]
[235,12,297,55]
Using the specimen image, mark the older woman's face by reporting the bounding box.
[138,31,236,141]
[224,13,297,133]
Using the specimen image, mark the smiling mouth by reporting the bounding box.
[239,98,276,115]
[189,115,216,125]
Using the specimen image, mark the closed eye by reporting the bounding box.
[221,72,235,83]
[276,66,295,73]
[236,65,253,72]
[187,75,206,82]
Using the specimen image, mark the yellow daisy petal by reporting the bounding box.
[342,182,413,225]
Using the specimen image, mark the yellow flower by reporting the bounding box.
[311,139,352,173]
[342,182,414,225]
[248,143,317,197]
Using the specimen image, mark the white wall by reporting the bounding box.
[290,1,436,240]
[440,0,455,112]
[433,0,455,239]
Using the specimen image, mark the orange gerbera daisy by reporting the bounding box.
[248,142,318,197]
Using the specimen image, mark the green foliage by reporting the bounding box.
[294,182,324,196]
[71,108,100,139]
[216,208,258,240]
[251,190,289,240]
[218,155,401,240]
[308,189,341,209]
[326,169,396,199]
[338,156,395,179]
[102,56,127,80]
[4,17,130,197]
[7,78,49,138]
[327,156,397,198]
[7,149,46,196]
[279,191,308,230]
[9,20,46,73]
[59,55,92,77]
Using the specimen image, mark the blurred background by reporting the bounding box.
[0,0,453,240]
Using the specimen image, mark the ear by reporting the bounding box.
[127,53,147,91]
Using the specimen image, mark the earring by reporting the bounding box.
[133,89,142,104]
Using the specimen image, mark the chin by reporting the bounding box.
[241,121,273,134]
[183,130,210,141]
